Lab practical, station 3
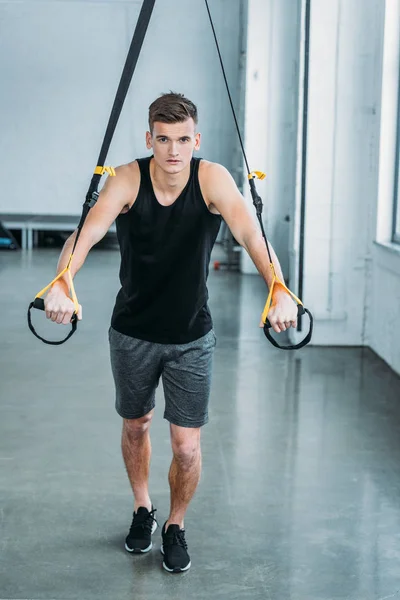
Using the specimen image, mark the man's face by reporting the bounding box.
[146,118,201,174]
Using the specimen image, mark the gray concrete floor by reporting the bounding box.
[1,247,400,600]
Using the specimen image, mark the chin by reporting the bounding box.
[163,161,186,174]
[166,164,183,174]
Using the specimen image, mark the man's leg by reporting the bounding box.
[121,411,154,512]
[121,411,158,553]
[166,424,202,529]
[160,329,216,571]
[109,327,162,553]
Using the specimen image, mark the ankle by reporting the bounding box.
[166,518,184,531]
[134,498,152,513]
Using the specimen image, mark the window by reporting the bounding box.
[393,65,400,244]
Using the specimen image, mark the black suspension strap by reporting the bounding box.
[28,0,312,349]
[204,0,313,350]
[27,0,156,345]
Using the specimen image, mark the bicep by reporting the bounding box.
[80,168,134,246]
[207,166,259,246]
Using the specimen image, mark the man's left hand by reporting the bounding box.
[259,290,298,334]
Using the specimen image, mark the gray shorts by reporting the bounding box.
[108,327,216,428]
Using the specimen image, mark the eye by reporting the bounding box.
[180,137,190,143]
[158,137,168,143]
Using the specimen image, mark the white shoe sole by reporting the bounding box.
[125,520,158,554]
[160,544,191,572]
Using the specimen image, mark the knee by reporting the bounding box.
[171,430,201,466]
[123,412,153,439]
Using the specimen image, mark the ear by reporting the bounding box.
[194,132,201,151]
[146,131,153,149]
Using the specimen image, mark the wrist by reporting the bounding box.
[272,282,296,305]
[271,281,287,297]
[51,278,69,295]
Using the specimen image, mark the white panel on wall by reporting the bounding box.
[242,0,301,278]
[0,0,245,216]
[368,0,400,375]
[289,0,385,348]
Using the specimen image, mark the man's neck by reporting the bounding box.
[150,158,191,196]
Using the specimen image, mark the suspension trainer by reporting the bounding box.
[28,0,313,350]
[27,0,156,345]
[204,1,313,350]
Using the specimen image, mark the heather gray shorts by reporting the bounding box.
[108,327,217,428]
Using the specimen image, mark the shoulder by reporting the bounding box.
[114,160,140,185]
[199,159,238,200]
[198,159,230,182]
[104,160,140,186]
[198,160,239,214]
[103,160,141,212]
[198,159,233,195]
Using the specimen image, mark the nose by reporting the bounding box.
[169,142,179,157]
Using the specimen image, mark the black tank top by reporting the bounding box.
[111,157,222,343]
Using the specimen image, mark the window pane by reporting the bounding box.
[394,144,400,242]
[394,70,400,244]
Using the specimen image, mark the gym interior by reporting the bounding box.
[1,1,400,598]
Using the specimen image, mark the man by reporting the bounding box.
[44,92,297,573]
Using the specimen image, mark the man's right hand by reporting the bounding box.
[44,281,82,325]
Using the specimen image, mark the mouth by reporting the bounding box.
[167,159,180,164]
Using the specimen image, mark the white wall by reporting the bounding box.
[290,0,386,347]
[368,0,400,373]
[244,0,400,377]
[242,0,301,278]
[0,0,246,216]
[245,0,385,350]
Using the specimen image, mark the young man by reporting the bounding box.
[44,92,298,573]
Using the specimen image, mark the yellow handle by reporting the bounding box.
[34,254,80,314]
[261,264,303,323]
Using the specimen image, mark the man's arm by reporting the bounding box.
[45,163,139,324]
[200,162,298,333]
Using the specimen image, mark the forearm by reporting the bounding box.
[242,230,286,294]
[53,230,93,293]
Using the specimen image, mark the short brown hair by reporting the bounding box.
[148,92,198,133]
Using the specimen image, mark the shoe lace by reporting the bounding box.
[130,508,157,535]
[171,528,188,550]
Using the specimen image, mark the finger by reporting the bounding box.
[290,320,297,328]
[270,319,281,334]
[50,311,59,323]
[268,309,284,334]
[271,316,284,332]
[55,312,64,325]
[62,311,73,325]
[45,302,53,319]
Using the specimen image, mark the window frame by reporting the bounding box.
[392,61,400,244]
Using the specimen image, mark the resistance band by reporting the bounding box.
[27,0,156,345]
[28,0,312,350]
[205,0,313,350]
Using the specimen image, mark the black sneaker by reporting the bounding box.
[161,522,191,572]
[125,507,158,554]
